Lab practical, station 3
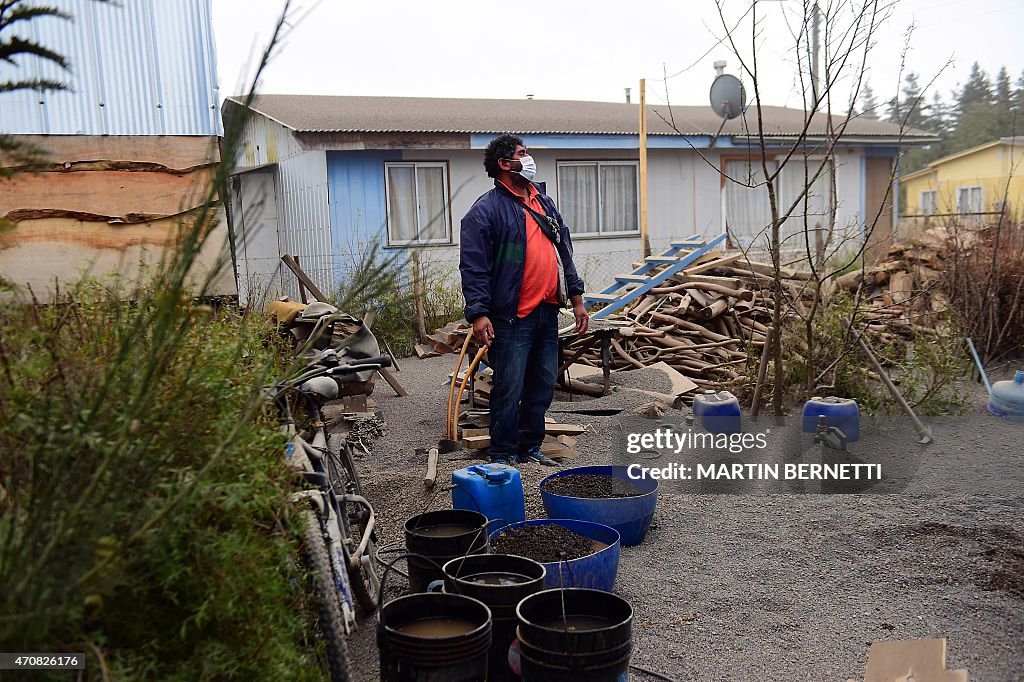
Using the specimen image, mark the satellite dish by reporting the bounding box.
[709,74,746,120]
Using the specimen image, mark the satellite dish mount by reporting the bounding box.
[708,73,747,148]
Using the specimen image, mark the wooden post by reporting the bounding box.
[294,255,308,304]
[412,250,428,344]
[639,78,650,258]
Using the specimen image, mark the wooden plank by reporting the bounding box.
[680,253,743,277]
[544,423,586,436]
[0,211,235,301]
[378,367,408,397]
[281,254,328,301]
[423,448,439,489]
[9,135,218,170]
[462,435,490,449]
[460,427,489,438]
[0,168,214,222]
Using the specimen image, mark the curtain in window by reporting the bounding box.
[776,160,833,253]
[558,164,598,233]
[387,165,416,242]
[724,160,775,250]
[417,166,447,241]
[601,165,638,232]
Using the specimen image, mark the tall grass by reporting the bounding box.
[0,3,366,677]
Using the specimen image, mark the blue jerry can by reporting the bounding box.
[452,464,526,529]
[692,390,742,434]
[802,396,860,442]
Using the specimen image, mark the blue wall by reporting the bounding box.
[326,150,401,276]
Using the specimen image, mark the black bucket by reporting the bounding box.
[516,588,633,681]
[378,592,492,682]
[442,554,546,682]
[404,509,490,593]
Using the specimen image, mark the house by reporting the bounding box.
[900,136,1024,227]
[0,0,233,301]
[223,95,933,306]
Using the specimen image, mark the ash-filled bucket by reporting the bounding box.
[377,592,492,682]
[404,509,489,593]
[515,588,633,681]
[442,554,546,682]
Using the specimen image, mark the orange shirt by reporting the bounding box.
[499,180,559,317]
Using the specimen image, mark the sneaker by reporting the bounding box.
[490,454,517,466]
[519,446,559,467]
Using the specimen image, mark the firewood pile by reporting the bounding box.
[562,257,805,395]
[420,253,819,398]
[832,226,956,342]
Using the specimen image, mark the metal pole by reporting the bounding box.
[842,318,933,444]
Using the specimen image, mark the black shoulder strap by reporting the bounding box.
[496,183,561,244]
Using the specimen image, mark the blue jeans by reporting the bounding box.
[487,303,560,459]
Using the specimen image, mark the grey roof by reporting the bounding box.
[226,94,935,140]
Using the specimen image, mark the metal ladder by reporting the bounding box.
[583,232,727,320]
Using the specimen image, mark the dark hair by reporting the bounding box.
[483,134,524,179]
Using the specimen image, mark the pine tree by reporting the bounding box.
[899,72,930,130]
[860,83,880,120]
[950,62,997,150]
[993,66,1015,137]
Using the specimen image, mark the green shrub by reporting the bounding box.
[0,285,325,680]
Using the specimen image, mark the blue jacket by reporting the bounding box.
[460,181,585,323]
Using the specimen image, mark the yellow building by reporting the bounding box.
[900,136,1024,225]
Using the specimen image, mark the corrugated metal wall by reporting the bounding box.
[2,0,220,136]
[275,151,334,299]
[326,150,400,279]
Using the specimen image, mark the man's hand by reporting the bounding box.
[573,302,589,335]
[472,316,495,347]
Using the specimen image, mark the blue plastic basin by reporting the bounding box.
[488,519,620,592]
[539,465,658,547]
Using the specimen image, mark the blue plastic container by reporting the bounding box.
[692,390,742,434]
[989,370,1024,421]
[452,464,526,529]
[538,466,658,546]
[489,519,620,592]
[802,396,861,442]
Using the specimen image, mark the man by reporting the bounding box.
[460,134,589,466]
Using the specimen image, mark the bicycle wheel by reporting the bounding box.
[327,440,380,612]
[301,509,353,682]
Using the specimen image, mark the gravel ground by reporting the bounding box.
[341,354,1023,681]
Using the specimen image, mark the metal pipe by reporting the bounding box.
[842,318,933,444]
[966,337,992,397]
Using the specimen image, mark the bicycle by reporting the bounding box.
[269,347,391,681]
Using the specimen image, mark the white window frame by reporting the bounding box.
[920,190,938,215]
[956,185,983,215]
[384,161,452,246]
[556,160,640,237]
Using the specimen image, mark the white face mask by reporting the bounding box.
[514,154,537,181]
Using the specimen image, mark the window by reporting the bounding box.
[556,161,639,235]
[920,190,938,215]
[384,162,451,245]
[957,186,982,215]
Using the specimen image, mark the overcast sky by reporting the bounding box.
[211,0,1023,113]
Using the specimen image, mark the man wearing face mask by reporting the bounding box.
[460,134,589,467]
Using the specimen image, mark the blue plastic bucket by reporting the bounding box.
[489,519,620,592]
[538,466,658,546]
